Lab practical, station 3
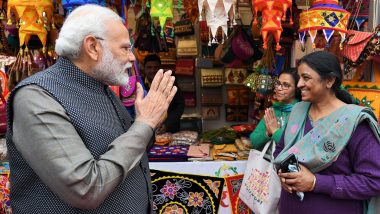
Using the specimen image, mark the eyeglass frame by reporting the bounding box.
[94,36,134,53]
[274,80,294,90]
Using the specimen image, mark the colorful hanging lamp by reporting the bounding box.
[199,0,236,45]
[298,0,350,49]
[251,0,292,51]
[7,0,53,52]
[150,0,173,37]
[18,8,48,52]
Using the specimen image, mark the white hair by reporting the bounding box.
[55,4,123,59]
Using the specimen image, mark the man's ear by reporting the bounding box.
[82,36,101,61]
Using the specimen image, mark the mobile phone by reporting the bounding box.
[279,153,299,173]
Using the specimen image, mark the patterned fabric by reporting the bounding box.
[274,102,380,172]
[273,101,380,213]
[343,25,380,74]
[343,82,380,121]
[6,57,152,213]
[342,30,373,62]
[0,174,10,214]
[224,174,251,214]
[148,145,189,161]
[150,169,225,214]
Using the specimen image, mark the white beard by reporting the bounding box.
[93,45,132,86]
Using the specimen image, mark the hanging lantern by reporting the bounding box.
[298,0,350,49]
[18,8,47,51]
[150,0,173,37]
[243,72,259,92]
[251,0,292,51]
[198,0,236,45]
[7,0,53,52]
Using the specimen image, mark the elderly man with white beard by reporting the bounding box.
[5,4,176,214]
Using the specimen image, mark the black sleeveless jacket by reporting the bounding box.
[6,57,152,213]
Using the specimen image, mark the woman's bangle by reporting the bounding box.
[310,175,316,191]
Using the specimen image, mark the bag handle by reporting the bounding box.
[260,140,276,159]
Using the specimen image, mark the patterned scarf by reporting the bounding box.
[272,100,299,113]
[274,101,380,214]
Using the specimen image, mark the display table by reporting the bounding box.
[149,160,248,214]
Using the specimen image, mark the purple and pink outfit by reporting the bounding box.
[273,102,380,214]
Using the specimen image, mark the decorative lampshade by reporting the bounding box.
[150,0,173,37]
[18,8,47,50]
[7,0,53,51]
[243,72,259,91]
[198,0,235,45]
[251,0,292,50]
[298,0,350,48]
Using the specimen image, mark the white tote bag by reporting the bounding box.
[239,140,281,214]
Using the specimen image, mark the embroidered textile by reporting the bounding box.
[148,145,189,162]
[225,174,251,214]
[151,169,225,214]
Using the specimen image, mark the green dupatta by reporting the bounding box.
[273,101,380,214]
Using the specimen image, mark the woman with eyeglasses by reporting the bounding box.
[249,68,301,151]
[273,51,380,213]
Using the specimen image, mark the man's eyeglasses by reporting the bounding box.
[94,36,134,53]
[94,37,104,41]
[274,81,293,90]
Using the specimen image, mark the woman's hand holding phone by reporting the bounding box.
[278,162,316,193]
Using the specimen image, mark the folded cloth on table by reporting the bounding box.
[148,145,189,161]
[171,131,199,146]
[187,156,214,161]
[187,144,210,158]
[214,144,238,153]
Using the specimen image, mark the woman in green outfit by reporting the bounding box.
[250,69,301,150]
